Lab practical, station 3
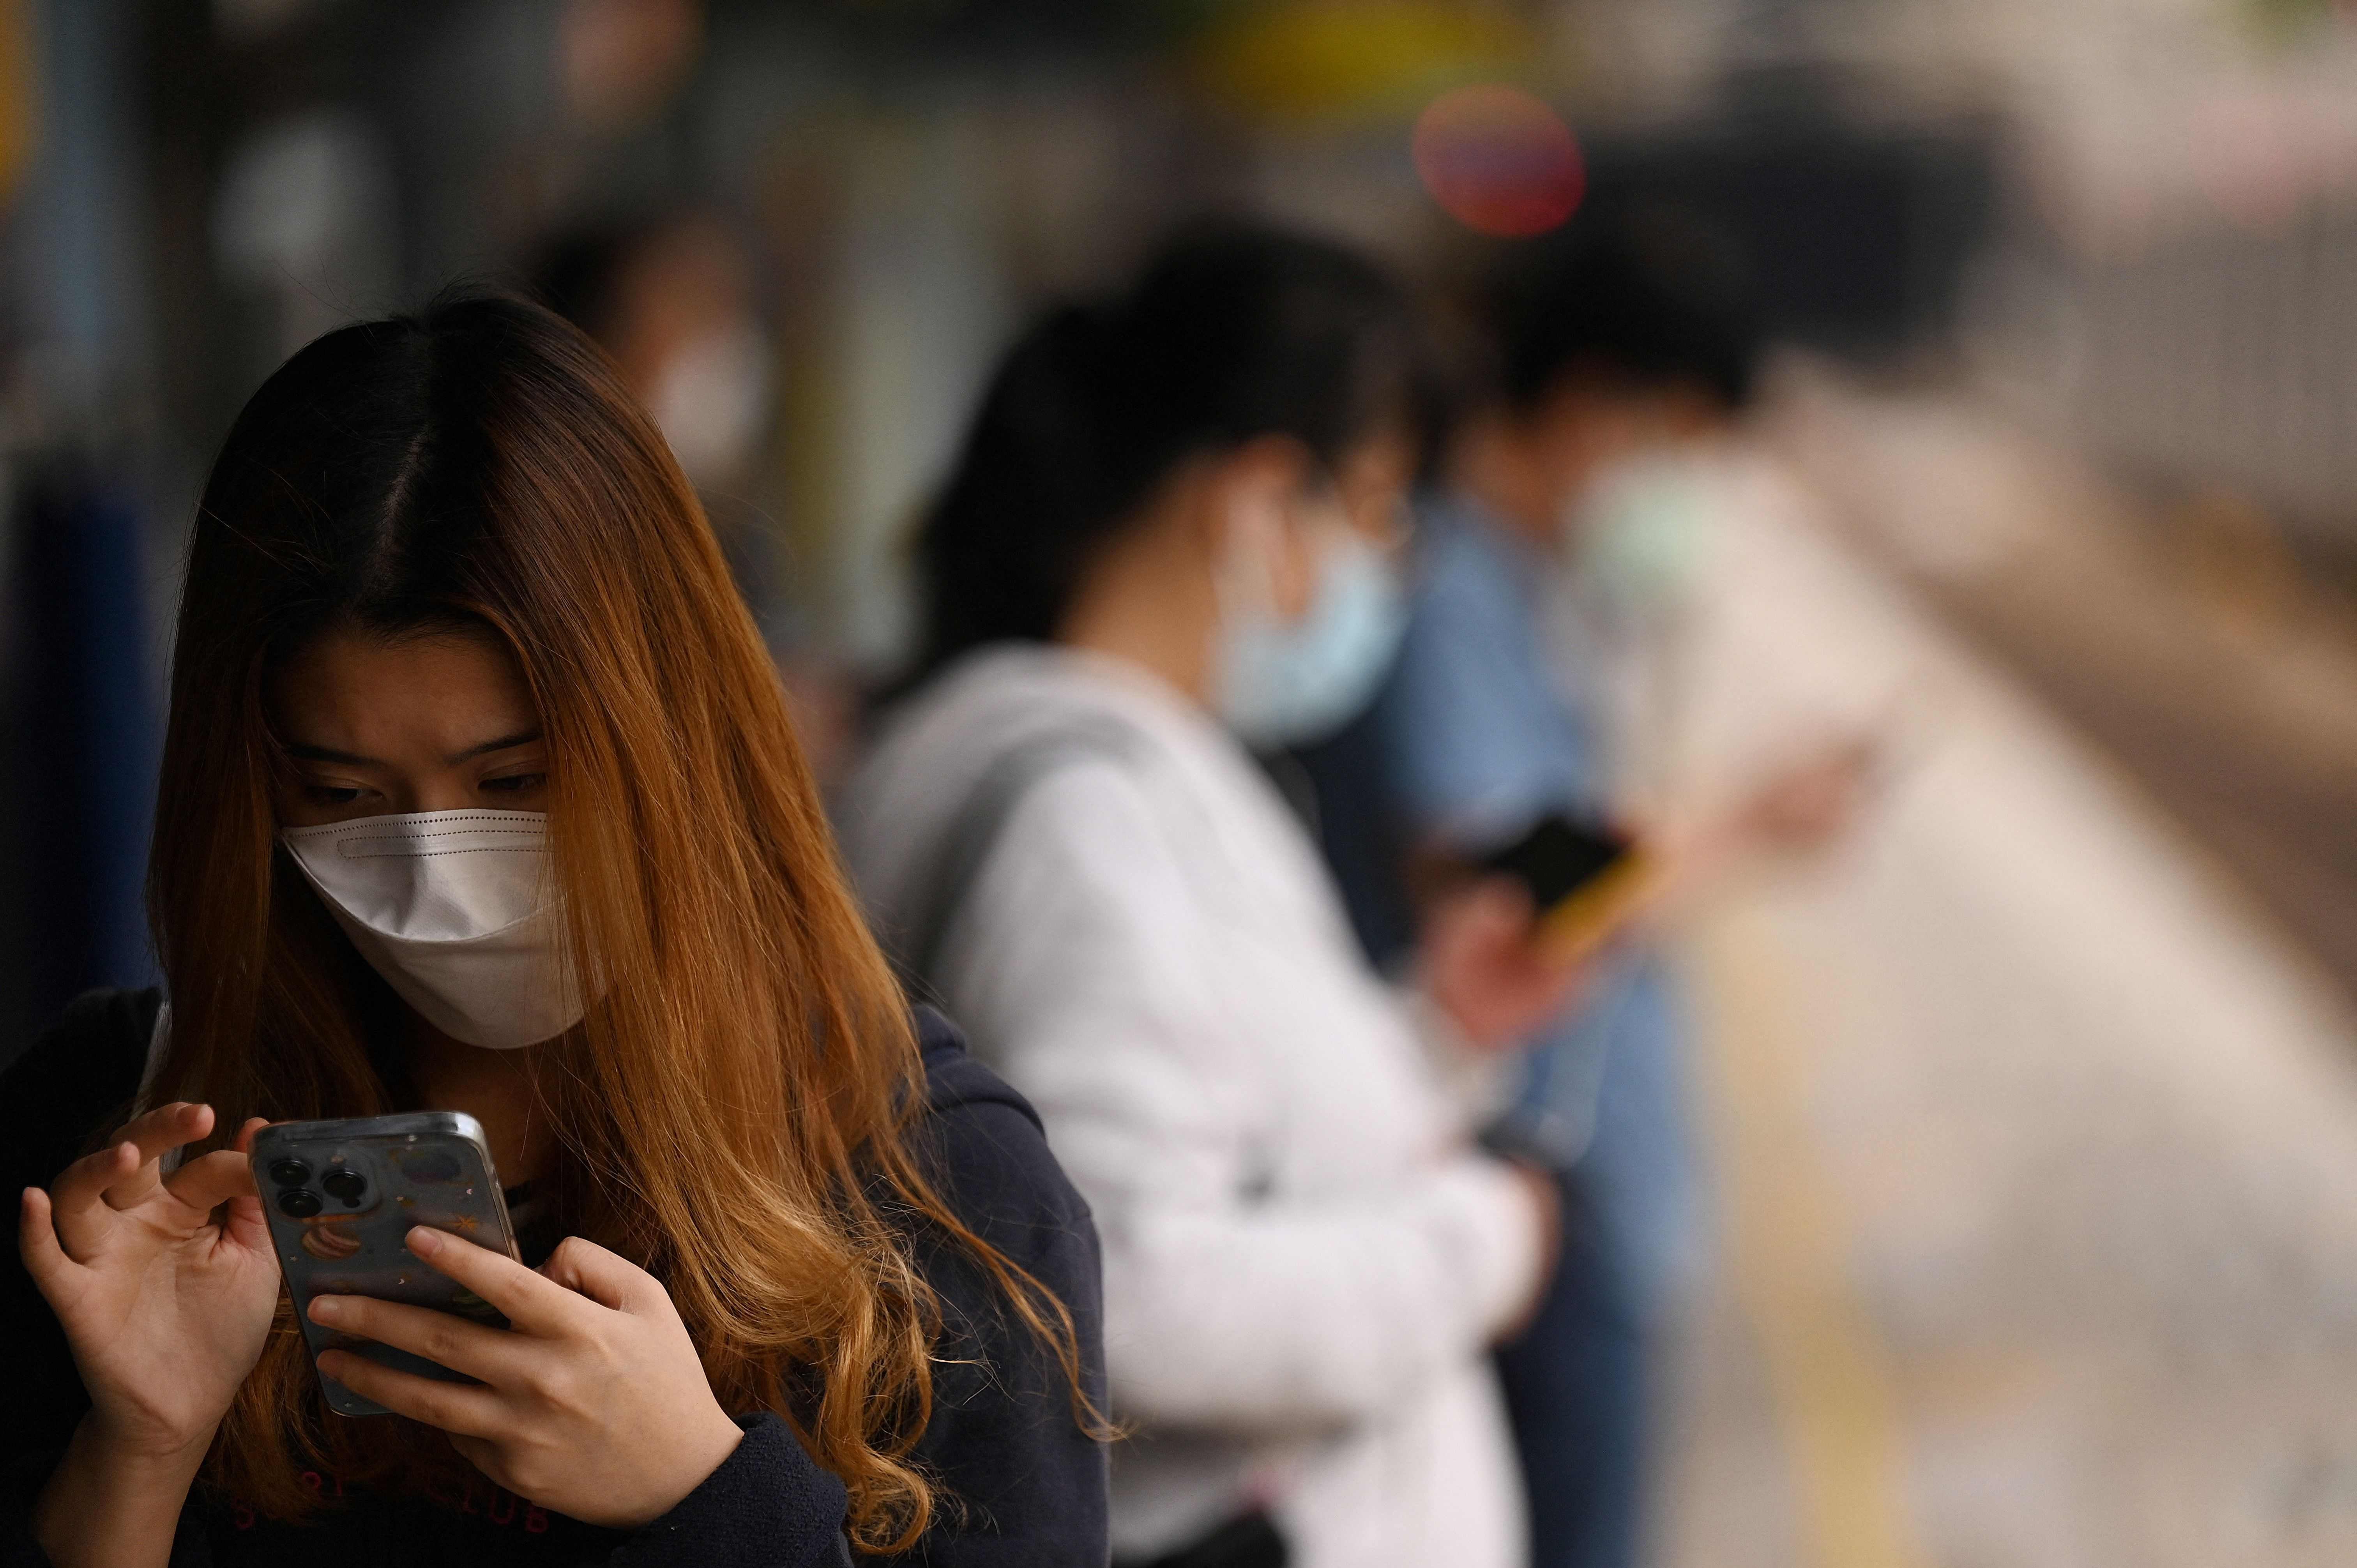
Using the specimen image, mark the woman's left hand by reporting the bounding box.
[308,1228,745,1529]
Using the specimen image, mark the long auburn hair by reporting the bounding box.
[143,293,1080,1549]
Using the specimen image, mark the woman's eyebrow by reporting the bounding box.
[445,729,543,765]
[285,742,380,766]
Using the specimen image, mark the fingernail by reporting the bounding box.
[406,1225,441,1254]
[309,1296,345,1323]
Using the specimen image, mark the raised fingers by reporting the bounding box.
[18,1186,72,1293]
[306,1293,531,1387]
[403,1227,582,1335]
[97,1102,217,1210]
[163,1148,260,1217]
[45,1142,144,1259]
[314,1348,509,1437]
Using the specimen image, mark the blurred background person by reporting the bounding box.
[839,220,1585,1568]
[537,208,772,501]
[534,208,859,788]
[1294,203,1870,1568]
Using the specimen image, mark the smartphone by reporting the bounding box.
[1478,813,1653,962]
[251,1112,520,1418]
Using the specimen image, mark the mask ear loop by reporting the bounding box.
[1212,480,1290,633]
[1217,468,1366,637]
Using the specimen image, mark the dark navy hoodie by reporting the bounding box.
[0,991,1108,1567]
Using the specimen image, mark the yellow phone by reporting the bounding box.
[1479,814,1654,963]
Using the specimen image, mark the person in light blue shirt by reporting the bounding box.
[1294,204,1763,1568]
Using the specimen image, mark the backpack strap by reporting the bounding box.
[896,719,1145,995]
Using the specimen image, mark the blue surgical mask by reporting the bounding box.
[1213,526,1407,749]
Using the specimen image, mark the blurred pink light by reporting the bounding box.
[1412,84,1585,238]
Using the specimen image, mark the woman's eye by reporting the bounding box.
[302,784,364,805]
[480,772,545,794]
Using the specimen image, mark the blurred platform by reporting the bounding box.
[1770,370,2357,1006]
[1648,388,2357,1568]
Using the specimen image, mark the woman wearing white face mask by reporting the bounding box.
[3,295,1108,1568]
[840,222,1588,1568]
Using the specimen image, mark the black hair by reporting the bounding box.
[1483,202,1760,414]
[913,218,1420,678]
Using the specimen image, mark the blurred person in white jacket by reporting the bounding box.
[840,223,1586,1568]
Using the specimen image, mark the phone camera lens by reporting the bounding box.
[321,1168,368,1204]
[267,1159,311,1187]
[277,1188,323,1218]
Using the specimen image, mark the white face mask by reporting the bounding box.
[647,316,772,492]
[281,810,583,1050]
[1560,452,1718,614]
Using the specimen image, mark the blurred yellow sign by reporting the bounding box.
[1194,0,1535,127]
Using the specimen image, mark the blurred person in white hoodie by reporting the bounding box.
[839,222,1586,1568]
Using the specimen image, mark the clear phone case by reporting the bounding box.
[250,1112,519,1418]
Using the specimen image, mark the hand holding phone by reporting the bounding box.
[305,1227,746,1530]
[1421,874,1596,1053]
[1478,814,1655,965]
[251,1112,520,1418]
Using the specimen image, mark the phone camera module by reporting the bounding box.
[277,1188,323,1218]
[267,1159,311,1187]
[321,1168,368,1205]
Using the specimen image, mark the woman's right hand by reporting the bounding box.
[18,1103,280,1460]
